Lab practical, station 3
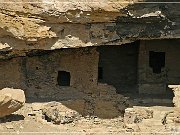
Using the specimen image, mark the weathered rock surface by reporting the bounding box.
[42,102,81,124]
[124,106,174,132]
[0,88,25,118]
[0,0,180,58]
[124,107,153,125]
[169,85,180,107]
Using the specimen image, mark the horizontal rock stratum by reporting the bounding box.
[0,0,180,55]
[0,88,25,118]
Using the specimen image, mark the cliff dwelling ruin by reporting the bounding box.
[1,39,179,104]
[1,0,180,133]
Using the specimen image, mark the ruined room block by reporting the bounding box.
[24,48,99,98]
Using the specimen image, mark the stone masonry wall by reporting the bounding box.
[0,47,99,99]
[138,39,180,94]
[25,47,99,98]
[0,57,23,89]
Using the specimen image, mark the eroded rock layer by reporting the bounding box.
[0,0,180,57]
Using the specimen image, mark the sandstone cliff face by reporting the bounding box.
[0,0,180,56]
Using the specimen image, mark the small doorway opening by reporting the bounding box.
[57,71,71,86]
[98,67,103,81]
[149,51,165,74]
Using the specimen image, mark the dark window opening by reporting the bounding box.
[149,51,165,74]
[36,67,39,70]
[44,114,51,122]
[57,71,70,86]
[98,67,103,80]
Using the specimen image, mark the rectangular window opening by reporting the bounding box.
[57,71,71,86]
[149,51,165,74]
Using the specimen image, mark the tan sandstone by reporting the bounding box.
[0,88,25,118]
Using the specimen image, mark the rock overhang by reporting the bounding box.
[0,0,180,55]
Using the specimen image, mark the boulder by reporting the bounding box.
[42,102,81,124]
[124,107,153,125]
[162,109,180,125]
[168,85,180,107]
[0,88,25,118]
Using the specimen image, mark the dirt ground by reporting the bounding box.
[1,101,180,135]
[0,102,126,135]
[1,85,180,134]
